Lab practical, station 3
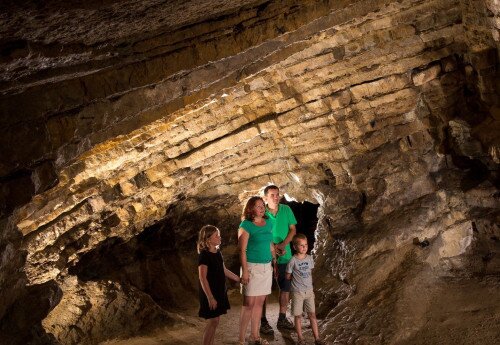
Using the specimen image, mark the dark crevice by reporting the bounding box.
[281,198,320,252]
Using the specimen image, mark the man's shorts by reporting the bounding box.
[291,289,315,316]
[276,263,292,292]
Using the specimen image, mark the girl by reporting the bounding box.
[238,196,276,345]
[198,225,240,345]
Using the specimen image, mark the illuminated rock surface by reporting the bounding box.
[0,0,499,344]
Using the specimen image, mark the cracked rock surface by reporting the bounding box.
[0,0,499,344]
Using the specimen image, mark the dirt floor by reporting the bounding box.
[101,289,322,345]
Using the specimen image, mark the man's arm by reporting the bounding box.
[276,224,296,252]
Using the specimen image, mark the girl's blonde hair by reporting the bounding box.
[197,225,219,254]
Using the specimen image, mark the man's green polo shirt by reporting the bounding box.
[265,204,297,264]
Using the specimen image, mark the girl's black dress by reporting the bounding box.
[198,250,230,319]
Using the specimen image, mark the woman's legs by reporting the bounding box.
[202,316,220,345]
[250,295,267,341]
[239,296,256,342]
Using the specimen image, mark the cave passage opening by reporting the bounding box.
[280,195,320,253]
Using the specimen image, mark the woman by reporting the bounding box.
[238,196,276,345]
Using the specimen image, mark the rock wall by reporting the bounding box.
[0,0,499,344]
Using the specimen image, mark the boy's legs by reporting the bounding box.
[294,315,303,341]
[304,291,325,344]
[291,291,305,341]
[308,312,319,341]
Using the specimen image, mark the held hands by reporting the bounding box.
[240,270,250,285]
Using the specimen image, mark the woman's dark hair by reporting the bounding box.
[242,196,268,221]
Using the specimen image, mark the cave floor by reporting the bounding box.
[101,288,316,345]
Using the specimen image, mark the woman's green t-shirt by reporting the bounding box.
[239,219,274,263]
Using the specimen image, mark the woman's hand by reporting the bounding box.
[241,270,250,285]
[208,296,218,310]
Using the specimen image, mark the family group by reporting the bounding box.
[196,185,326,345]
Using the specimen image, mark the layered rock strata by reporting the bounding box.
[0,0,499,344]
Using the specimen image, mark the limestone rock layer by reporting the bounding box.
[0,0,499,344]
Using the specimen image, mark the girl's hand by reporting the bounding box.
[241,271,249,285]
[208,297,217,310]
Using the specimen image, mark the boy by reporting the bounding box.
[286,234,326,345]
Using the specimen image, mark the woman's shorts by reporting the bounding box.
[241,262,272,296]
[291,289,315,316]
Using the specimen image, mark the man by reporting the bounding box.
[260,184,297,334]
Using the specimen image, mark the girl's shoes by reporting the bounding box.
[314,339,326,345]
[252,338,270,345]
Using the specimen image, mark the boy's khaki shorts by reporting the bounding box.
[291,289,315,316]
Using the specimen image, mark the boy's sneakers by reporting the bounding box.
[259,321,274,335]
[276,317,294,329]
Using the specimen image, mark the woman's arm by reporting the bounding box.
[238,227,250,285]
[271,241,278,279]
[224,264,241,283]
[198,264,217,310]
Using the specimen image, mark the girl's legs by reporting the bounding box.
[239,296,256,342]
[308,312,320,340]
[250,295,267,341]
[294,315,303,341]
[203,316,220,345]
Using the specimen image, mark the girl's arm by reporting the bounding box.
[238,227,250,285]
[223,264,240,283]
[198,264,217,310]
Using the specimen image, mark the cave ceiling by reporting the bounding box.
[0,0,499,334]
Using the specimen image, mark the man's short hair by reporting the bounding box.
[263,184,279,195]
[292,233,307,246]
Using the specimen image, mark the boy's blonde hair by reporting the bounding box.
[292,233,308,248]
[197,225,219,254]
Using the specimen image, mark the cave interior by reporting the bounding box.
[0,0,499,344]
